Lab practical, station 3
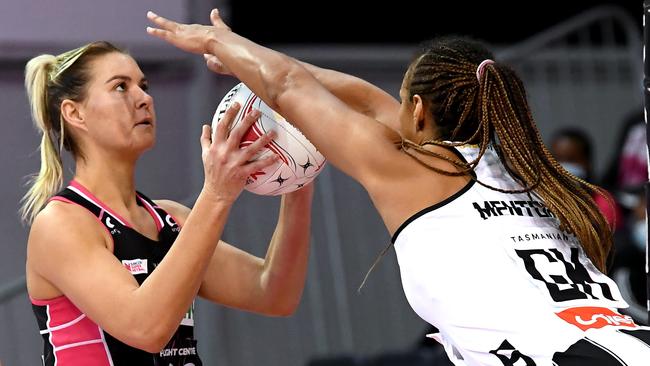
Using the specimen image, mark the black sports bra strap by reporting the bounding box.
[53,188,125,234]
[55,188,102,217]
[136,191,180,230]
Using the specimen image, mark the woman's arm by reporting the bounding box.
[157,183,313,316]
[27,106,276,352]
[147,10,403,186]
[292,62,400,130]
[203,54,400,130]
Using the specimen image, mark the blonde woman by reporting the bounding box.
[23,41,313,365]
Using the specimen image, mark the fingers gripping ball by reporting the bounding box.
[212,83,326,195]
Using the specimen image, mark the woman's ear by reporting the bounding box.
[412,94,425,131]
[60,99,87,132]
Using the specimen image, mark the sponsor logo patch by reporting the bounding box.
[122,259,148,275]
[556,306,638,331]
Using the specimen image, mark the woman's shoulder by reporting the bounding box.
[28,199,113,272]
[34,199,97,229]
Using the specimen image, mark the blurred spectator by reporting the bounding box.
[601,111,647,193]
[550,127,622,230]
[599,110,648,325]
[610,185,647,324]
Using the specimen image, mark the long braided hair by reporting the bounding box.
[403,36,612,272]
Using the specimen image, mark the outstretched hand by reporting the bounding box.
[200,103,278,204]
[146,9,230,55]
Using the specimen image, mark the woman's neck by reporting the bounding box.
[73,156,138,211]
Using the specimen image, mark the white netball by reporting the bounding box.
[212,82,326,195]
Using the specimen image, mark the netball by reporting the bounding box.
[212,82,326,195]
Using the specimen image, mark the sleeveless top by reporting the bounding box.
[31,180,202,366]
[393,144,650,365]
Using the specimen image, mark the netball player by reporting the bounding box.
[23,41,313,365]
[146,9,650,365]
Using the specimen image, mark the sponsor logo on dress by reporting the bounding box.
[121,259,148,275]
[472,200,554,220]
[159,346,197,357]
[105,216,121,235]
[556,306,638,331]
[165,214,180,233]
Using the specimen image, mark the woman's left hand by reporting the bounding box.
[146,9,230,55]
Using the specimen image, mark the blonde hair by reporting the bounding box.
[20,41,123,224]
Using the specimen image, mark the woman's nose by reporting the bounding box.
[136,87,153,109]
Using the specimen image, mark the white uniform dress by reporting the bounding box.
[393,144,650,366]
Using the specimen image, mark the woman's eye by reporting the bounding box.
[140,83,149,92]
[116,82,126,92]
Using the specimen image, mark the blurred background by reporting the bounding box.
[0,1,645,365]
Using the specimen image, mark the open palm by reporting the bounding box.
[146,9,230,55]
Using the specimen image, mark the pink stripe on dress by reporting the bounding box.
[34,296,112,365]
[49,196,76,205]
[136,195,163,232]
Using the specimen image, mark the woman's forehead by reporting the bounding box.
[89,52,144,81]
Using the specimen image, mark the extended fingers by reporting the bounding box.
[215,102,241,143]
[239,131,276,162]
[242,154,279,177]
[145,26,174,42]
[209,8,230,30]
[227,109,260,148]
[147,11,179,32]
[200,125,212,152]
[209,9,220,25]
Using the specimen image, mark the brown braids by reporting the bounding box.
[403,36,612,272]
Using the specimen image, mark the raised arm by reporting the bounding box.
[27,106,276,352]
[158,183,313,316]
[203,53,400,130]
[297,62,400,129]
[147,10,403,186]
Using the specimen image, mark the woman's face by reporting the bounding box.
[551,136,590,180]
[77,52,156,157]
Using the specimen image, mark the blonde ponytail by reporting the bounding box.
[20,41,124,225]
[21,55,64,224]
[20,134,64,224]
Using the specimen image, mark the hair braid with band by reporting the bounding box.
[402,36,612,272]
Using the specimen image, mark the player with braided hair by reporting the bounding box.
[147,10,650,365]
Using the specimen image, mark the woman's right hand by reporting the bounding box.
[147,9,231,56]
[200,102,277,204]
